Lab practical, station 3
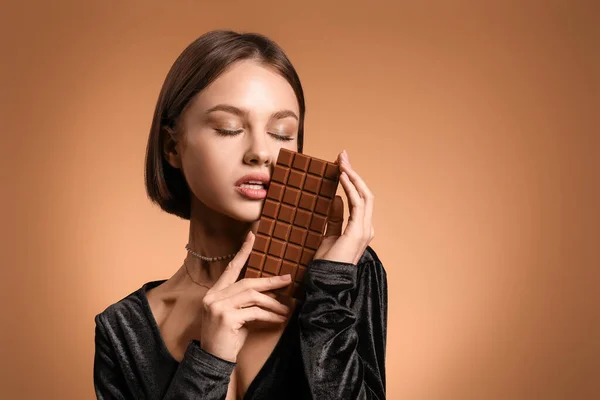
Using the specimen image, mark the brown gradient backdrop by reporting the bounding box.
[1,1,598,399]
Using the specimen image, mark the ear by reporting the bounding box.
[162,126,182,169]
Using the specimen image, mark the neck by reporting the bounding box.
[183,198,257,285]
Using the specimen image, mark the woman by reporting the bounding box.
[93,29,388,400]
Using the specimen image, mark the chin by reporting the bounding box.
[226,202,263,223]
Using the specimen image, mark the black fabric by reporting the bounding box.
[93,245,388,399]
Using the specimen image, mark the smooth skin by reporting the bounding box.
[198,150,375,363]
[158,59,375,365]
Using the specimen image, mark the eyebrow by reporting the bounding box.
[205,104,299,121]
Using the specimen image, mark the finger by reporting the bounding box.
[324,195,344,237]
[235,307,288,325]
[340,153,375,239]
[364,196,374,242]
[211,231,255,292]
[224,289,290,316]
[339,171,364,236]
[339,153,374,201]
[214,274,292,299]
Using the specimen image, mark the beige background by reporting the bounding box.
[1,1,598,399]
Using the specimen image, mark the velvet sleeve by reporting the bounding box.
[93,314,236,400]
[297,246,388,399]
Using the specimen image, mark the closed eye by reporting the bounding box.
[215,128,243,136]
[214,129,294,142]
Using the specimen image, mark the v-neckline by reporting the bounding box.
[138,279,300,400]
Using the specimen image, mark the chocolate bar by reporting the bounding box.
[243,148,341,301]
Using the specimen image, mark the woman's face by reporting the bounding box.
[170,59,300,223]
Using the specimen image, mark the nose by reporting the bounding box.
[243,132,273,167]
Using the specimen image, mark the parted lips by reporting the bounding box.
[243,148,341,301]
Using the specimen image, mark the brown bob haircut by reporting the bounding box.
[144,30,306,220]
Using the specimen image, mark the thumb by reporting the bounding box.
[324,195,344,237]
[211,231,255,292]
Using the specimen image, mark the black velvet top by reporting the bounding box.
[93,246,388,399]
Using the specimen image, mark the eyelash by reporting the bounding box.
[215,129,294,142]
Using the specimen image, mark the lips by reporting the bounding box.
[235,172,271,188]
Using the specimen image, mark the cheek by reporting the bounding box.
[180,145,231,194]
[277,138,300,153]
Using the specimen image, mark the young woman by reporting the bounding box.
[93,30,388,400]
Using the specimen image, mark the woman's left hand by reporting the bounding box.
[313,150,375,265]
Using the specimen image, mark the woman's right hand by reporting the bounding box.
[199,231,292,363]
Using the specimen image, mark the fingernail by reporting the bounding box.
[344,150,350,163]
[280,274,291,281]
